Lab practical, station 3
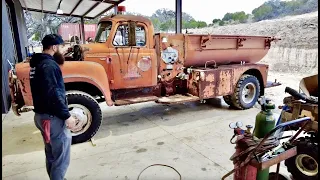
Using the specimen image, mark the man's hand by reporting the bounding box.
[66,116,76,130]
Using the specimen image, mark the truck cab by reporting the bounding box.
[9,13,280,144]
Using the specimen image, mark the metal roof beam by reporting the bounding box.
[41,0,43,12]
[94,0,125,19]
[82,2,100,17]
[175,0,182,34]
[70,0,83,15]
[90,0,118,4]
[22,7,92,19]
[56,0,63,12]
[93,6,114,19]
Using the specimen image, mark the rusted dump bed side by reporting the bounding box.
[188,64,269,99]
[155,33,275,86]
[156,33,276,67]
[184,34,275,67]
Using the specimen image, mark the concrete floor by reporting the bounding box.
[2,98,292,180]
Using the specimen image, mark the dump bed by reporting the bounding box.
[155,33,278,67]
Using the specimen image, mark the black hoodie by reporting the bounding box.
[29,53,71,120]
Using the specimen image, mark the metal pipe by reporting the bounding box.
[114,5,118,14]
[175,0,182,34]
[80,17,85,44]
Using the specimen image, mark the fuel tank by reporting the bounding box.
[156,33,279,67]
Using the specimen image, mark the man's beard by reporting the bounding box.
[53,51,65,65]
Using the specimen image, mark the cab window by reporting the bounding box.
[94,21,112,43]
[113,24,146,47]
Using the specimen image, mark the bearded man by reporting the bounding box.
[29,34,76,180]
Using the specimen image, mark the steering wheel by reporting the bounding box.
[72,45,84,61]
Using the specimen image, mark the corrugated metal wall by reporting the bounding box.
[2,0,27,114]
[58,23,98,41]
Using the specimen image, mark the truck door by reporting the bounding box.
[109,22,156,89]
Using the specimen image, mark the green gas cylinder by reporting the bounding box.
[253,97,276,180]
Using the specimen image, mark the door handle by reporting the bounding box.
[108,57,112,63]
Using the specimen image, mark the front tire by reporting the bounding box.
[285,138,318,180]
[231,74,260,110]
[66,91,102,144]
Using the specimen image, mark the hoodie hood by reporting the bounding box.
[29,53,54,68]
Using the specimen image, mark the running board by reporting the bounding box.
[114,96,159,106]
[156,94,200,104]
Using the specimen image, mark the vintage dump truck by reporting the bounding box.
[9,13,280,144]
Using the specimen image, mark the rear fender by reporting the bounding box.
[61,61,113,106]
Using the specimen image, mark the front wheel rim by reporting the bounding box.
[295,154,318,176]
[68,104,92,136]
[241,82,257,104]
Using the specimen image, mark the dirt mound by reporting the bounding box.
[189,12,318,49]
[189,12,318,73]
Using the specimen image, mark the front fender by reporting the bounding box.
[61,61,113,106]
[14,61,113,107]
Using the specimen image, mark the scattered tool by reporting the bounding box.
[90,138,96,147]
[223,114,311,180]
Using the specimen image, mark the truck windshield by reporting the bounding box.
[94,21,112,43]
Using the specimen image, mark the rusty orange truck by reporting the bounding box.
[9,13,280,144]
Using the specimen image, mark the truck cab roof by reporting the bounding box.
[99,14,152,26]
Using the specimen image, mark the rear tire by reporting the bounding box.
[231,74,260,110]
[66,91,102,144]
[285,138,318,180]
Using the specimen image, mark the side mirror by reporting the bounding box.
[128,21,136,46]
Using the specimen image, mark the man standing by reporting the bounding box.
[29,34,76,180]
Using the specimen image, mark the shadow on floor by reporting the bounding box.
[2,97,242,156]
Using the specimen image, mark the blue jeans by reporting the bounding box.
[34,113,72,180]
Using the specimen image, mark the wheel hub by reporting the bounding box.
[69,104,92,136]
[295,154,318,176]
[242,82,256,104]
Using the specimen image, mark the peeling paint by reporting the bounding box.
[124,65,141,79]
[206,74,215,82]
[217,70,232,95]
[203,83,215,98]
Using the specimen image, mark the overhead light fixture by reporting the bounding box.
[57,9,63,14]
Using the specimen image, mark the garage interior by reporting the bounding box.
[2,0,316,180]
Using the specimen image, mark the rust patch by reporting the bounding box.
[123,65,141,79]
[203,83,215,98]
[20,78,28,93]
[206,74,215,82]
[217,70,232,95]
